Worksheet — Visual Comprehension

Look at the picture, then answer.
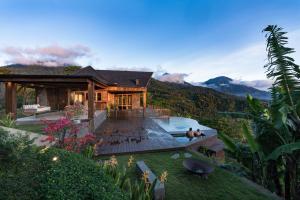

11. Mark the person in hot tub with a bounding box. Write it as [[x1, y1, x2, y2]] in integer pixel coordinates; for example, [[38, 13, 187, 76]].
[[194, 129, 205, 137], [186, 128, 194, 140]]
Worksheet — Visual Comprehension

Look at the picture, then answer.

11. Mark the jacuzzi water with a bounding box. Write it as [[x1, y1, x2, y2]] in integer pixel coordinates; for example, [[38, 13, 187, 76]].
[[153, 117, 211, 134], [174, 135, 197, 143]]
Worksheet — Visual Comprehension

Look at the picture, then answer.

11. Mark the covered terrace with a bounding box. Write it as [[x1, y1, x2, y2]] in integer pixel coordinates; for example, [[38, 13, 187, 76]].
[[0, 73, 107, 132]]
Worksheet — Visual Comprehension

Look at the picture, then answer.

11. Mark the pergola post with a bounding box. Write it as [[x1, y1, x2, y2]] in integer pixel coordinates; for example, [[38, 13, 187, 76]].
[[35, 88, 39, 104], [143, 90, 147, 117], [5, 82, 17, 119], [88, 81, 95, 132], [67, 89, 71, 106]]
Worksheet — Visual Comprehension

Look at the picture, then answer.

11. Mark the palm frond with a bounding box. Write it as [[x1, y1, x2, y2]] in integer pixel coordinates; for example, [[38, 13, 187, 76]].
[[218, 132, 237, 153], [263, 25, 300, 109], [266, 142, 300, 160]]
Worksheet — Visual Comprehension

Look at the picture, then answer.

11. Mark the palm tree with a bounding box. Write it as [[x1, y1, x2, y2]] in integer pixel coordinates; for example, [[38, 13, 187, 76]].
[[220, 25, 300, 199]]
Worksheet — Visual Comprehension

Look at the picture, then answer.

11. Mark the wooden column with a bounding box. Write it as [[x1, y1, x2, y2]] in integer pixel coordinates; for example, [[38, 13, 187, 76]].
[[5, 82, 17, 119], [143, 91, 147, 108], [143, 90, 147, 117], [88, 81, 95, 132], [67, 89, 71, 106], [35, 88, 39, 104]]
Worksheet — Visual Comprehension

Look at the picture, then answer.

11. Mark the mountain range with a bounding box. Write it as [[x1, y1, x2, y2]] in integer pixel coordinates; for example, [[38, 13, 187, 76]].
[[195, 76, 271, 100]]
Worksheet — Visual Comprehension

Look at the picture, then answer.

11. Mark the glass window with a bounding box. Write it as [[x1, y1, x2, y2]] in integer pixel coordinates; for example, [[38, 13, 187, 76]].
[[96, 92, 101, 101]]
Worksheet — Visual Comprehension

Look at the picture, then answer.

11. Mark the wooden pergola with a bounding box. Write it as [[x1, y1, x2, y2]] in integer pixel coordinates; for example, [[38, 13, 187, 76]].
[[0, 74, 107, 132]]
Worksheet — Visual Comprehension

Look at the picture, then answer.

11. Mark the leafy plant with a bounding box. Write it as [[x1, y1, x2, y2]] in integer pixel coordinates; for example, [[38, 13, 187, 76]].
[[101, 155, 167, 200], [0, 114, 16, 128], [220, 25, 300, 200]]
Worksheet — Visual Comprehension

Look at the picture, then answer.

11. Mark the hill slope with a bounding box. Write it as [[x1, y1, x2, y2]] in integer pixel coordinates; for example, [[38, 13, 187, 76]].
[[2, 64, 67, 75], [148, 78, 248, 118]]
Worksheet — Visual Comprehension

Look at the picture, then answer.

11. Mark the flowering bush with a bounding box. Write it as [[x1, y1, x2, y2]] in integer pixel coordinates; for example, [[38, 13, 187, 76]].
[[102, 155, 168, 200], [41, 117, 96, 155], [64, 102, 86, 119]]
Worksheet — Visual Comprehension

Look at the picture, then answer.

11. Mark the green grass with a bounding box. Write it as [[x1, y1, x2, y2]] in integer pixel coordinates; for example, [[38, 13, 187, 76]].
[[101, 151, 273, 200], [14, 124, 45, 134]]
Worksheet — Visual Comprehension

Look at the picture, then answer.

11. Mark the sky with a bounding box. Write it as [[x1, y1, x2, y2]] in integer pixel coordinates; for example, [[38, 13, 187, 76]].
[[0, 0, 300, 89]]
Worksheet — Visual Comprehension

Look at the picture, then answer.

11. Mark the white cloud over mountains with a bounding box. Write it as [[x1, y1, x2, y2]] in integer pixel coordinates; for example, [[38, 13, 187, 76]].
[[155, 73, 188, 83], [1, 44, 91, 66], [230, 79, 273, 91]]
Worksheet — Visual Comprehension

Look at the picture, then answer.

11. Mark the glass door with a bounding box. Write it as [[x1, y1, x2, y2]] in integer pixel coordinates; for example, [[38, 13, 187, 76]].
[[115, 94, 132, 110]]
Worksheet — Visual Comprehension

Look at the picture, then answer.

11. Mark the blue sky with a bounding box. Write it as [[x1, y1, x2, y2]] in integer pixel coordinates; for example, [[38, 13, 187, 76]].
[[0, 0, 300, 86]]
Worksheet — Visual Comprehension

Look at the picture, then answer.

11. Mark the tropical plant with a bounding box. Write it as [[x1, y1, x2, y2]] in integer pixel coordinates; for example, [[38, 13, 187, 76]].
[[101, 155, 167, 200], [220, 25, 300, 200]]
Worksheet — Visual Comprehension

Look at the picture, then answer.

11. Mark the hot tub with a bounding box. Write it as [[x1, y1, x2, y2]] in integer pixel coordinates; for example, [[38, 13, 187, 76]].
[[153, 117, 212, 135]]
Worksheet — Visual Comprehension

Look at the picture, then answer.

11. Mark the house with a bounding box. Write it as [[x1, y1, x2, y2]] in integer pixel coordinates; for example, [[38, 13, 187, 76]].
[[0, 66, 153, 131]]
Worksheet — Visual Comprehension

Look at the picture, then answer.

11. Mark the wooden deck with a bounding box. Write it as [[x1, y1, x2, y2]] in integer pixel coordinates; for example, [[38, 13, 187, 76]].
[[94, 117, 220, 156], [95, 118, 185, 155]]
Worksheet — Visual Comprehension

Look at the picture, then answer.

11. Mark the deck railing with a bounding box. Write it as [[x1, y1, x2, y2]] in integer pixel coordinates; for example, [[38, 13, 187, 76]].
[[108, 107, 171, 119]]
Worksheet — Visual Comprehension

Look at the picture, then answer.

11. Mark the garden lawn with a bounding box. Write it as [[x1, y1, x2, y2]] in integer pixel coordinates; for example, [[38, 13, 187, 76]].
[[103, 150, 273, 200], [15, 124, 45, 134]]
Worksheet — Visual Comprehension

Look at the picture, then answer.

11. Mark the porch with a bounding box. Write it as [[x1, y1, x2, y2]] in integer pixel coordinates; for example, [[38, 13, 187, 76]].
[[0, 73, 148, 132], [0, 74, 106, 132]]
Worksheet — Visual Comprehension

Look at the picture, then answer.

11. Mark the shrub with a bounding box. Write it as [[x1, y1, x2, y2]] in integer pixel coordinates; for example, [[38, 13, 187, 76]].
[[36, 148, 128, 200], [0, 114, 16, 128], [0, 128, 40, 200], [0, 128, 34, 168], [0, 131, 128, 200]]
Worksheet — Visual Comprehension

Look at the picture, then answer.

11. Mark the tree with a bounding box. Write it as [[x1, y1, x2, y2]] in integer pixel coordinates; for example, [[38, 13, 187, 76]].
[[63, 66, 82, 75], [220, 25, 300, 199], [0, 67, 11, 74]]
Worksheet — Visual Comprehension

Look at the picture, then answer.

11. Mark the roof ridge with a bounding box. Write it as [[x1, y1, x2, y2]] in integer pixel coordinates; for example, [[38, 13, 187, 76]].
[[96, 69, 153, 73], [73, 66, 111, 85]]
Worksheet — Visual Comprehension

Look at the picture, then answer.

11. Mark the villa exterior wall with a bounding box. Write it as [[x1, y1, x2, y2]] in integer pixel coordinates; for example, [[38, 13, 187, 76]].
[[36, 88, 48, 106], [46, 88, 68, 110], [34, 87, 145, 112], [132, 93, 141, 109]]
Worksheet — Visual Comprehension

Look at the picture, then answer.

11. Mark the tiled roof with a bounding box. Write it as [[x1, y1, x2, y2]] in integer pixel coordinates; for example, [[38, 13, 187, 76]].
[[74, 66, 153, 87]]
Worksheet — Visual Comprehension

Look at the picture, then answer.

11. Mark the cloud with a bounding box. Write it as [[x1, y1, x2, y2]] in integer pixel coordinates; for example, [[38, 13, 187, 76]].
[[230, 79, 273, 91], [1, 44, 91, 66], [104, 66, 152, 72], [161, 28, 300, 82], [155, 72, 188, 83]]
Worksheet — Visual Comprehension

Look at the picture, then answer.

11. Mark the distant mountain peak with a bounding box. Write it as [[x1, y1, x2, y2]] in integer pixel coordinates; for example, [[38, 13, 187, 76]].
[[204, 76, 233, 85], [199, 76, 271, 100]]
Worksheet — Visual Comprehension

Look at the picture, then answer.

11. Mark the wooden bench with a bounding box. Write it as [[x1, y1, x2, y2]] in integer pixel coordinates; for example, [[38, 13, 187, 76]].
[[136, 160, 165, 200]]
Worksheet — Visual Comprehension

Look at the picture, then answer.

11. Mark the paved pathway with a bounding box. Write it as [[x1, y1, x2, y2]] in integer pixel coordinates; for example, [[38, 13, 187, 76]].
[[0, 126, 51, 146]]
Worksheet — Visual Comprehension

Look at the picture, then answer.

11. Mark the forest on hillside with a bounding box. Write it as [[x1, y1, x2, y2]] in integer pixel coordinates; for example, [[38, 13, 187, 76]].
[[148, 78, 251, 140]]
